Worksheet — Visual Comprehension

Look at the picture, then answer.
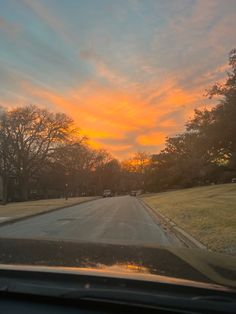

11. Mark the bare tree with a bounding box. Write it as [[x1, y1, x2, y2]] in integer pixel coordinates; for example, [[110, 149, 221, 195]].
[[0, 109, 14, 203], [0, 105, 77, 201]]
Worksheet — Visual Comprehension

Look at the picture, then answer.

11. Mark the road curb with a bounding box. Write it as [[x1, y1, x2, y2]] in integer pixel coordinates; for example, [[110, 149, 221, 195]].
[[138, 198, 207, 250], [0, 197, 101, 227]]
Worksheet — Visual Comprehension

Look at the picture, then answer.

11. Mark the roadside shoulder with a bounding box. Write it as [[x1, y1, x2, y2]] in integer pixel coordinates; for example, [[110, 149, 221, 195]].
[[139, 197, 207, 250]]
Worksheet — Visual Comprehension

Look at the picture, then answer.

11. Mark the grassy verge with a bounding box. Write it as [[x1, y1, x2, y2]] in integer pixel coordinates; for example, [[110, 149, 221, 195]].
[[0, 197, 98, 223], [141, 183, 236, 254]]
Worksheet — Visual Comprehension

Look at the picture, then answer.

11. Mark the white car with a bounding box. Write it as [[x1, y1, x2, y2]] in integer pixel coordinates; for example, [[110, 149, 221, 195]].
[[103, 189, 112, 197]]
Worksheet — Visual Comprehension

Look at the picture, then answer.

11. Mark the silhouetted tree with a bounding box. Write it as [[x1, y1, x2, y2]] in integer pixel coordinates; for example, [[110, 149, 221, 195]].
[[0, 105, 77, 201], [144, 49, 236, 191]]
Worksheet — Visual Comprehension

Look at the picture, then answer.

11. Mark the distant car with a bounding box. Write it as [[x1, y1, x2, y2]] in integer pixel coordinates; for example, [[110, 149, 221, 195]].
[[130, 191, 137, 196], [232, 178, 236, 183], [103, 189, 112, 197]]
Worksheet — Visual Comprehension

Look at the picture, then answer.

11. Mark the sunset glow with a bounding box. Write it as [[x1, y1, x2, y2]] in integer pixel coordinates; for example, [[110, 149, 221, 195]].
[[0, 0, 235, 158]]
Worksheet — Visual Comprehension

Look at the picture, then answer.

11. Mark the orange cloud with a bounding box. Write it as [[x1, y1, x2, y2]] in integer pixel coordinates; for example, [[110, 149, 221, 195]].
[[7, 73, 204, 159], [159, 119, 178, 128], [137, 132, 166, 146]]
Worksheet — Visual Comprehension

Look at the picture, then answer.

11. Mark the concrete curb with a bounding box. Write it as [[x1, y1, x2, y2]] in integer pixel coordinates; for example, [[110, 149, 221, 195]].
[[0, 197, 101, 227], [139, 198, 207, 250]]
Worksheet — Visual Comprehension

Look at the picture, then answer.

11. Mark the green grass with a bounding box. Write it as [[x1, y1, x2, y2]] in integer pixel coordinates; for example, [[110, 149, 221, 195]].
[[141, 183, 236, 253]]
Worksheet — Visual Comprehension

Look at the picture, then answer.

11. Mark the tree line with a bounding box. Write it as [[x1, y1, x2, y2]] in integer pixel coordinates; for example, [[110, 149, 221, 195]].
[[0, 49, 235, 202], [0, 105, 129, 202], [142, 49, 236, 191]]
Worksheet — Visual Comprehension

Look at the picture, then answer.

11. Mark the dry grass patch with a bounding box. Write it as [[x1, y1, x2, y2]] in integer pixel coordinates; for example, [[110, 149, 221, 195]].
[[0, 197, 97, 221], [141, 184, 236, 253]]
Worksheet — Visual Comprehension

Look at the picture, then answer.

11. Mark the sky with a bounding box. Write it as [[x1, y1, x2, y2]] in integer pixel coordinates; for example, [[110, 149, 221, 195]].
[[0, 0, 235, 159]]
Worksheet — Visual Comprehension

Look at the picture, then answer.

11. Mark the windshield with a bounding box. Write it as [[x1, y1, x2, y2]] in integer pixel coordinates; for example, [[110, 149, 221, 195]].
[[0, 0, 235, 290]]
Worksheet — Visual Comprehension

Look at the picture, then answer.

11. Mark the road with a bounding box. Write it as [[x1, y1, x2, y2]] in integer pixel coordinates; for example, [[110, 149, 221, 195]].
[[0, 196, 182, 246]]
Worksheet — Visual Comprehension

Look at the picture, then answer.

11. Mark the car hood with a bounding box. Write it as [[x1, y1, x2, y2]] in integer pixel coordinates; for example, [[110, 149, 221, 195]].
[[0, 238, 235, 290]]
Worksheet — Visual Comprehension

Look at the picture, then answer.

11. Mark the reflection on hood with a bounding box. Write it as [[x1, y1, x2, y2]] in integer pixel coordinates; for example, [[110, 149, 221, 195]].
[[0, 238, 235, 289], [92, 263, 149, 274]]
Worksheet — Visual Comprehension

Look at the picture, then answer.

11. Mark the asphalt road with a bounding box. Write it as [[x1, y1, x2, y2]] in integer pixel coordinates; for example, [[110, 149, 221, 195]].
[[0, 196, 182, 246]]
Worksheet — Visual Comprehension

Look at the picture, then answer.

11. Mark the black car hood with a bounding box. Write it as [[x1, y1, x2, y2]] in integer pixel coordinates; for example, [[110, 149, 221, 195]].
[[0, 238, 235, 289]]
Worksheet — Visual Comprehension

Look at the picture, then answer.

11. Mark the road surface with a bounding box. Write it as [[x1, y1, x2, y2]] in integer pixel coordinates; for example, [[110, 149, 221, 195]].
[[0, 196, 182, 246]]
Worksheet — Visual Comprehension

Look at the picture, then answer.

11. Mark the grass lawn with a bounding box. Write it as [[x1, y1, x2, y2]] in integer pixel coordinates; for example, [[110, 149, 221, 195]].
[[0, 197, 97, 222], [141, 183, 236, 254]]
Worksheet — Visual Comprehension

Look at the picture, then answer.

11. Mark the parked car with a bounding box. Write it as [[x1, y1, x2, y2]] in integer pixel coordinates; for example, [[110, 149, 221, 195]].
[[130, 191, 137, 196], [232, 178, 236, 183], [103, 189, 112, 197]]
